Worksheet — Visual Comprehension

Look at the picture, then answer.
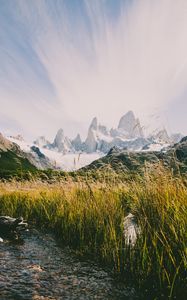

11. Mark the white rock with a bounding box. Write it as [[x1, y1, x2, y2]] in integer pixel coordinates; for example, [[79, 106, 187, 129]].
[[51, 129, 73, 153], [85, 128, 98, 153], [72, 134, 82, 151], [118, 111, 144, 138], [154, 128, 170, 143], [89, 117, 98, 130], [123, 213, 141, 246]]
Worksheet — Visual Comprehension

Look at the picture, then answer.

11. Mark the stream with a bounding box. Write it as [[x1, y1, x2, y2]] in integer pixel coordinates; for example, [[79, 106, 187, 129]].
[[0, 230, 137, 300]]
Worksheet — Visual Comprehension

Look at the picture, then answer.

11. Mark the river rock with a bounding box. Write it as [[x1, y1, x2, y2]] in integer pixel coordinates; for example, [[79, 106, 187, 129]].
[[0, 216, 28, 239]]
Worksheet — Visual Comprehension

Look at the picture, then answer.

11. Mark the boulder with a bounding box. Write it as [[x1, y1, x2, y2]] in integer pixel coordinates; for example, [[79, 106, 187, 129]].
[[0, 216, 28, 239], [123, 213, 140, 246]]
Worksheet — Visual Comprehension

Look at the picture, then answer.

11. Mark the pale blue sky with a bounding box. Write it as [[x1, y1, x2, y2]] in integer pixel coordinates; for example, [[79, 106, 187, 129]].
[[0, 0, 186, 140]]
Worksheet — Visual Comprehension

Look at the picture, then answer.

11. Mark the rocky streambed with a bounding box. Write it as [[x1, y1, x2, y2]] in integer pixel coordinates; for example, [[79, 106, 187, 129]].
[[0, 230, 137, 300]]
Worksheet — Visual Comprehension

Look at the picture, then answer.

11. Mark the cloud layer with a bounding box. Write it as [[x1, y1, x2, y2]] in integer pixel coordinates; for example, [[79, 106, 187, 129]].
[[0, 0, 187, 139]]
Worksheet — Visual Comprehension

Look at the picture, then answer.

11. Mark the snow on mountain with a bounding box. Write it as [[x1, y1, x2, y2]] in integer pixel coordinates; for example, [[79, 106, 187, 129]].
[[8, 136, 31, 152], [40, 148, 103, 171], [142, 142, 170, 152], [33, 111, 175, 157], [83, 112, 147, 153], [7, 136, 54, 169], [7, 135, 103, 171], [142, 128, 174, 152], [6, 111, 183, 171], [151, 128, 170, 143], [34, 136, 50, 148], [48, 128, 73, 153]]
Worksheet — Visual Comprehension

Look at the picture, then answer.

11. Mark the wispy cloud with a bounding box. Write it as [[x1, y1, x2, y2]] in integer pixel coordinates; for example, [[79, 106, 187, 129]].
[[0, 0, 187, 139]]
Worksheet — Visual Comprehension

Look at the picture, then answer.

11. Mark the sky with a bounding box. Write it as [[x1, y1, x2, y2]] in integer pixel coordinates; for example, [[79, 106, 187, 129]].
[[0, 0, 187, 141]]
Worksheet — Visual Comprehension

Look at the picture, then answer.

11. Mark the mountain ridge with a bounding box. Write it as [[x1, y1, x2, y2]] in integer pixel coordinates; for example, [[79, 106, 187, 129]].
[[81, 136, 187, 175], [0, 133, 54, 176], [33, 111, 182, 155], [4, 111, 184, 171]]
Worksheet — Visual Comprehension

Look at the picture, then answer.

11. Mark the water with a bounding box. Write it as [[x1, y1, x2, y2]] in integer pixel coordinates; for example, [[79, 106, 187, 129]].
[[0, 230, 137, 300]]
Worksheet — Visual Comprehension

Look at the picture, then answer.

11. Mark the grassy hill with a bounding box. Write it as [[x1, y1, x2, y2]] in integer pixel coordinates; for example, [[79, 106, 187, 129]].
[[0, 133, 37, 179], [82, 137, 187, 176], [0, 150, 37, 178]]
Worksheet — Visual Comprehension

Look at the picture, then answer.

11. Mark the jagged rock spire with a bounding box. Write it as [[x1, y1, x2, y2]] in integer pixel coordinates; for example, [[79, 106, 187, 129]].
[[52, 128, 72, 153], [72, 134, 82, 151], [118, 111, 136, 130], [118, 111, 144, 138], [85, 119, 98, 153], [89, 117, 98, 130]]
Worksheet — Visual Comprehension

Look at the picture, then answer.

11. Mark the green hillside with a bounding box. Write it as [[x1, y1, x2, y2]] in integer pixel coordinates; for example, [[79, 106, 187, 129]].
[[0, 150, 37, 179], [82, 137, 187, 175]]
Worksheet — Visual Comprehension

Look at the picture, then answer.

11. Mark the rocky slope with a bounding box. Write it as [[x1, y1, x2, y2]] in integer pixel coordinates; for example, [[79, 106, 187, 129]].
[[82, 137, 187, 174], [0, 133, 53, 177], [0, 133, 37, 177]]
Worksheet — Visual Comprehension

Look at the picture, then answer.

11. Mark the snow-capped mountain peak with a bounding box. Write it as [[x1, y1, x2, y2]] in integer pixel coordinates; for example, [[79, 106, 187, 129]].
[[118, 111, 144, 138], [45, 111, 179, 155], [89, 117, 98, 130], [5, 110, 184, 171], [118, 110, 135, 129], [51, 128, 72, 153], [71, 134, 82, 152]]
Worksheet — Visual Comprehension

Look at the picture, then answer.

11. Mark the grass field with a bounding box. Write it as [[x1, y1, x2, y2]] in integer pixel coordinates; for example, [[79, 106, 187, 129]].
[[0, 167, 186, 299]]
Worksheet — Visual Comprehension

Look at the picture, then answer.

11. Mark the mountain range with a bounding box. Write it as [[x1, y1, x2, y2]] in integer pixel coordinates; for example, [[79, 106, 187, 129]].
[[1, 130, 187, 179], [2, 111, 184, 171], [34, 111, 183, 155]]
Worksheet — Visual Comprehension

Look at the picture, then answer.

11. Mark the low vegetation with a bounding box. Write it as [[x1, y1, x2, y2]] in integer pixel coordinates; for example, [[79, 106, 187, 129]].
[[0, 167, 186, 299], [0, 150, 37, 179]]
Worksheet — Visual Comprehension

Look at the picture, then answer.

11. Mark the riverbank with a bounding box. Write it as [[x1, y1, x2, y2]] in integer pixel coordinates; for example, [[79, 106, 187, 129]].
[[0, 230, 135, 300], [0, 168, 186, 299]]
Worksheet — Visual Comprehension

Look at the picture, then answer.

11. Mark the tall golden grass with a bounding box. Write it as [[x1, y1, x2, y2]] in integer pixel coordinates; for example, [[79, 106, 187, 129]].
[[0, 167, 186, 298]]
